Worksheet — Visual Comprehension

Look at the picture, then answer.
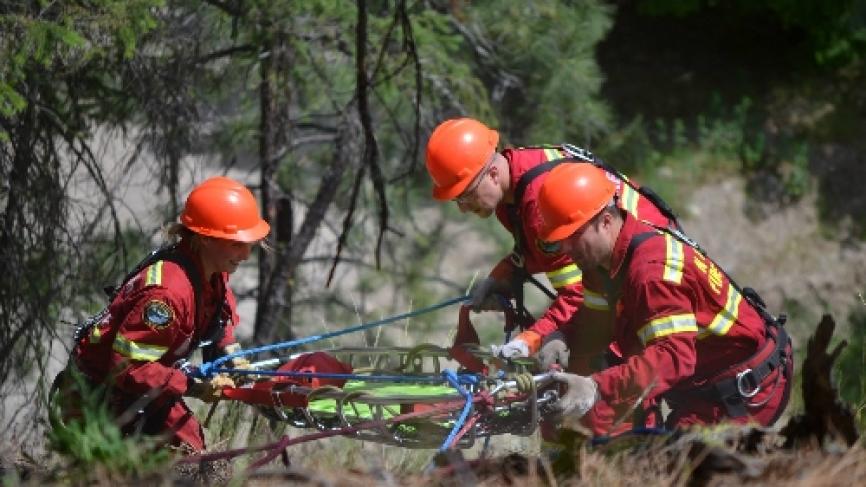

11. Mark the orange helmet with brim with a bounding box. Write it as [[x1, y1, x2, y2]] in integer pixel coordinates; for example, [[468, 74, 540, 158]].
[[539, 163, 616, 242], [180, 177, 270, 242], [425, 118, 499, 200]]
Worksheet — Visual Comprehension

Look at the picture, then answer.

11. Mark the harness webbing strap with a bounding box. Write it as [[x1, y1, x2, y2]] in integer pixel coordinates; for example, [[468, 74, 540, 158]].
[[610, 223, 791, 419], [502, 145, 684, 326], [74, 244, 228, 357], [704, 324, 790, 418]]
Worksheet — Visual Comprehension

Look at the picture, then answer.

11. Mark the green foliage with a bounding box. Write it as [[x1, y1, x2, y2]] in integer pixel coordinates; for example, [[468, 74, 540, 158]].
[[47, 371, 170, 481], [835, 307, 866, 430], [635, 0, 866, 66], [0, 0, 163, 125], [462, 0, 614, 144], [599, 94, 813, 209]]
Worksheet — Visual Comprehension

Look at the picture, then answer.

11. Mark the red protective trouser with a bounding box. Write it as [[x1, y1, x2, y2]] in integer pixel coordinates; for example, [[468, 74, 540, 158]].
[[114, 395, 206, 451]]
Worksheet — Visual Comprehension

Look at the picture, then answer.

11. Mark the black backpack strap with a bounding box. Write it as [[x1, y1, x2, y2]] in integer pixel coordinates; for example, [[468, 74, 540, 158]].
[[513, 159, 567, 210], [639, 221, 786, 328], [76, 245, 194, 346], [561, 143, 682, 230], [606, 231, 658, 302], [131, 247, 230, 354], [80, 244, 229, 350], [103, 244, 201, 299], [605, 223, 790, 420], [503, 145, 681, 327], [502, 160, 565, 326]]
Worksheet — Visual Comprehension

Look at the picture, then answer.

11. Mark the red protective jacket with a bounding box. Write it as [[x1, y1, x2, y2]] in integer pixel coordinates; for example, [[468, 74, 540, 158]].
[[494, 146, 671, 350], [588, 215, 790, 430], [73, 240, 240, 449]]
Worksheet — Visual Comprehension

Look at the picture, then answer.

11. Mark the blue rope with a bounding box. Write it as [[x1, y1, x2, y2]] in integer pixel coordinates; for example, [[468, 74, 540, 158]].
[[438, 369, 477, 452], [197, 294, 469, 378]]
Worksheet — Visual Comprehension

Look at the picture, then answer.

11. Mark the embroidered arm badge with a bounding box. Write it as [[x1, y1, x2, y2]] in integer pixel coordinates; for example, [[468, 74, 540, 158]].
[[142, 299, 174, 329]]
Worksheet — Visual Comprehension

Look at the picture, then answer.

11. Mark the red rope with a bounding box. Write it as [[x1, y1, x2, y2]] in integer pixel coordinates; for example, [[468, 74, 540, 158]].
[[445, 390, 494, 448], [177, 393, 492, 470], [447, 412, 481, 449]]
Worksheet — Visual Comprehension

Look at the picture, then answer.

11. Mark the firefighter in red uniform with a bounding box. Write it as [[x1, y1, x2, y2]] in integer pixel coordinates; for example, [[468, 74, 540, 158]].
[[63, 176, 270, 451], [424, 117, 674, 372], [537, 164, 793, 430]]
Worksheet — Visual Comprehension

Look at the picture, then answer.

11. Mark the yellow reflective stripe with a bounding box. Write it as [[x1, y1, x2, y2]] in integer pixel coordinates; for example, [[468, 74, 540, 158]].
[[619, 183, 640, 218], [145, 261, 164, 286], [637, 313, 698, 345], [543, 148, 562, 161], [89, 327, 102, 344], [663, 234, 684, 284], [700, 284, 743, 338], [113, 335, 167, 362], [583, 289, 609, 311], [546, 264, 582, 288]]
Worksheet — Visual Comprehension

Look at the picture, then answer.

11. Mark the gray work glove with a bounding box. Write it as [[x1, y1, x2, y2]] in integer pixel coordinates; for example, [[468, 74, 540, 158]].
[[491, 337, 530, 359], [551, 371, 599, 419], [538, 331, 570, 369], [468, 277, 509, 312]]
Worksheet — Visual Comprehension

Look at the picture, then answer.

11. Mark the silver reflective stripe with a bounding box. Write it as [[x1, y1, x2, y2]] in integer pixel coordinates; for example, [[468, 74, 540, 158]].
[[620, 184, 640, 218], [637, 313, 698, 345], [701, 284, 742, 338], [663, 234, 684, 284], [546, 264, 582, 288], [113, 335, 167, 362], [583, 289, 609, 311]]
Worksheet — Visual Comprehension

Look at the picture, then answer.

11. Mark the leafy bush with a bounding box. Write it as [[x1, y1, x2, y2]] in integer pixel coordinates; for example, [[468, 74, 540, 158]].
[[46, 370, 171, 482]]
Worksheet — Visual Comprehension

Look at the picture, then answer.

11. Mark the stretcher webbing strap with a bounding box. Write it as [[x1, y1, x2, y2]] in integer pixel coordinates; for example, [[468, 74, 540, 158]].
[[177, 394, 491, 467], [220, 387, 309, 408]]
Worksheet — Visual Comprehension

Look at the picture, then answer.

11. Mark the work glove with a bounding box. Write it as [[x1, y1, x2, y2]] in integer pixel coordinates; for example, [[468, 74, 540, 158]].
[[223, 342, 256, 371], [468, 277, 509, 313], [550, 371, 599, 419], [491, 337, 530, 359], [185, 375, 236, 403], [538, 331, 570, 369]]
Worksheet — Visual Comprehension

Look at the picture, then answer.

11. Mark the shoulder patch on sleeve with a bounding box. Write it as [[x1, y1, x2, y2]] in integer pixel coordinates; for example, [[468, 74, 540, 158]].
[[142, 299, 174, 329]]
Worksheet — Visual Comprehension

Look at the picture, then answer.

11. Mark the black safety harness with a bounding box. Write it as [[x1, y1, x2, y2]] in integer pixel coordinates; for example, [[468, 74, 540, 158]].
[[502, 144, 681, 333], [607, 222, 791, 421], [71, 243, 230, 359], [503, 144, 789, 420], [54, 244, 232, 433]]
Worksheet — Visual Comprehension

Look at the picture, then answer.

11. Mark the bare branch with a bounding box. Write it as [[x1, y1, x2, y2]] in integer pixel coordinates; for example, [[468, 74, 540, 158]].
[[355, 0, 388, 269]]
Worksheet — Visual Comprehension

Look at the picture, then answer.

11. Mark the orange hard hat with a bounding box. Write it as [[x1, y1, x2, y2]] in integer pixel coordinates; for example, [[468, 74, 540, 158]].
[[425, 118, 499, 200], [180, 177, 270, 242], [539, 163, 616, 242]]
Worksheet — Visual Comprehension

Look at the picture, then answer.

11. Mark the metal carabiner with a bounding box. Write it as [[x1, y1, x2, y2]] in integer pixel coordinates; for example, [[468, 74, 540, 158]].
[[561, 143, 596, 163], [508, 251, 525, 268], [736, 368, 761, 398]]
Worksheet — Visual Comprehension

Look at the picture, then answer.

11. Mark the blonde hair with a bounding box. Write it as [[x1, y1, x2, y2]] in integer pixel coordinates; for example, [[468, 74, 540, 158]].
[[161, 222, 272, 253], [162, 222, 204, 252]]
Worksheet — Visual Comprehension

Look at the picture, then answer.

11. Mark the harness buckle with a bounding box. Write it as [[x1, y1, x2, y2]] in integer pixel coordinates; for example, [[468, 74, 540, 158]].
[[173, 358, 198, 377], [509, 251, 525, 268], [736, 368, 761, 398]]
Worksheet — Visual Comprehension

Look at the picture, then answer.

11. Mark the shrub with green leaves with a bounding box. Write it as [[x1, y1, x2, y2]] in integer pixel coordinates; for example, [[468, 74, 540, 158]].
[[46, 371, 170, 482]]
